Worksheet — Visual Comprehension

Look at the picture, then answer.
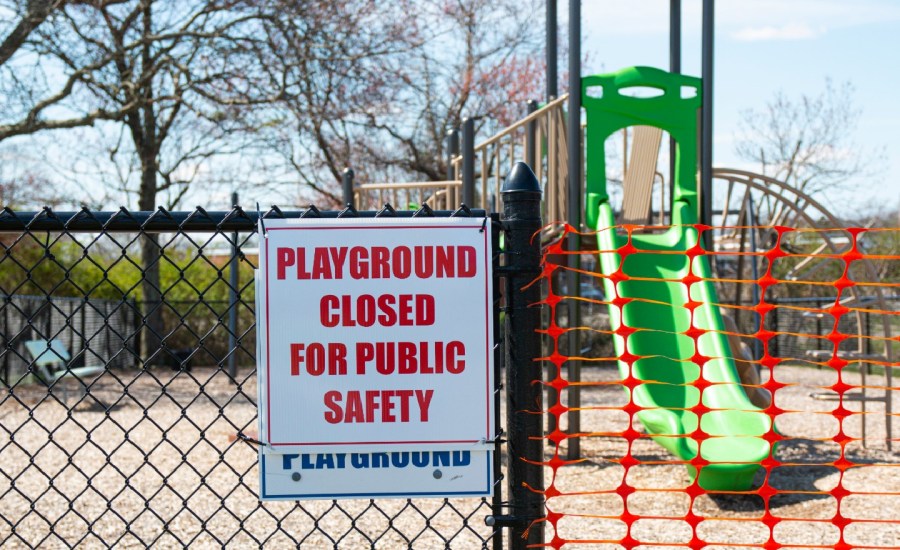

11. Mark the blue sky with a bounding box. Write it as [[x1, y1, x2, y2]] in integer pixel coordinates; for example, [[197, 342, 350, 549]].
[[579, 0, 900, 214]]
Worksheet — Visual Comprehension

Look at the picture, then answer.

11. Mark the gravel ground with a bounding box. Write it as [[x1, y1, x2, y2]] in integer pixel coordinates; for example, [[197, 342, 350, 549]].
[[1, 363, 897, 548], [548, 363, 900, 548], [0, 367, 494, 549]]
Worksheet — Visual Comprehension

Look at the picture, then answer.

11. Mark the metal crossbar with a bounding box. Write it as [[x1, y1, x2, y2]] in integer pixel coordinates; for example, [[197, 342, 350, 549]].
[[0, 205, 508, 548]]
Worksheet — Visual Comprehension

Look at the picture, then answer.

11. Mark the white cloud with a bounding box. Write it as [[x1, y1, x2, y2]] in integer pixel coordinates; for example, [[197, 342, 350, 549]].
[[732, 23, 823, 42]]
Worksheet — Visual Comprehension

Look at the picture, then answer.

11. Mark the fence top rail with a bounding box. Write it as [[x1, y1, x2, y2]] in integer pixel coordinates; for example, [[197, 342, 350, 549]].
[[0, 205, 487, 233]]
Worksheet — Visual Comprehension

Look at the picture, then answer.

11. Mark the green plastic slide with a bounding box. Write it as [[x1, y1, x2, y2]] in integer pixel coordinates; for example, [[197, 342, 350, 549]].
[[582, 67, 773, 491]]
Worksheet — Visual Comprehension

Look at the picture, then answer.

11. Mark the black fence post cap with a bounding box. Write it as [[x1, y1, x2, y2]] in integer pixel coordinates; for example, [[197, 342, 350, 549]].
[[501, 162, 541, 195]]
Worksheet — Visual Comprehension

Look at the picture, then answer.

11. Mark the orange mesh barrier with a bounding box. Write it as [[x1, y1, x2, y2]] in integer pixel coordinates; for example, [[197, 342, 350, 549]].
[[532, 224, 900, 549]]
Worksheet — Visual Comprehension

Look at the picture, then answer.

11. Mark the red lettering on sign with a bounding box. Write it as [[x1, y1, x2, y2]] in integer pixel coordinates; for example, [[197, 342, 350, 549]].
[[289, 342, 347, 376], [393, 246, 411, 279], [323, 390, 342, 423], [398, 342, 417, 374], [396, 389, 413, 421], [355, 340, 466, 375], [349, 246, 368, 278], [436, 247, 453, 277], [290, 343, 303, 375], [276, 245, 478, 280], [329, 247, 348, 279], [458, 246, 476, 277], [398, 294, 413, 326], [415, 389, 433, 422], [378, 294, 398, 326], [276, 247, 295, 280], [371, 247, 389, 278], [345, 391, 363, 422], [320, 295, 339, 327], [321, 389, 435, 423], [356, 342, 374, 375], [312, 248, 332, 279], [375, 342, 396, 375], [319, 294, 434, 328], [382, 390, 396, 422], [414, 245, 433, 278]]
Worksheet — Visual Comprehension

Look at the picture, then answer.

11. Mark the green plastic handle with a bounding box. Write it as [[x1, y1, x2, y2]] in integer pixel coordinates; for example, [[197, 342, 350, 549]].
[[581, 66, 702, 229]]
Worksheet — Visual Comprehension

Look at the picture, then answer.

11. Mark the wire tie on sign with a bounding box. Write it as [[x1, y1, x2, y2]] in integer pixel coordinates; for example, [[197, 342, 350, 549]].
[[256, 202, 267, 238], [479, 216, 489, 233], [237, 432, 264, 446]]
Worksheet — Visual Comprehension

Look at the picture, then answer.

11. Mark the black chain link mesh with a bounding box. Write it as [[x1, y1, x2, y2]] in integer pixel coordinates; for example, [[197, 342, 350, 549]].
[[0, 206, 501, 548]]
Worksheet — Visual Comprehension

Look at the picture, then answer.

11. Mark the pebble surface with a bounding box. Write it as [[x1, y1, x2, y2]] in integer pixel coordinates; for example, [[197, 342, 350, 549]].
[[0, 364, 896, 548]]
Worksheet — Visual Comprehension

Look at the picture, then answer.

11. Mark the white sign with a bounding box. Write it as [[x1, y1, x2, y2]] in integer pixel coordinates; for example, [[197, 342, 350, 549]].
[[256, 217, 494, 453], [259, 448, 492, 500]]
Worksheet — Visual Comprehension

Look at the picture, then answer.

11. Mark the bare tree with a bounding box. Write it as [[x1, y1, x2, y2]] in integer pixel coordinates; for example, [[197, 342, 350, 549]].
[[840, 203, 900, 288], [0, 0, 145, 140], [364, 0, 545, 180], [262, 0, 545, 202], [0, 174, 65, 209], [0, 0, 61, 67], [734, 79, 884, 197], [3, 0, 278, 363], [366, 0, 543, 180], [3, 0, 550, 362], [245, 0, 411, 205], [6, 0, 547, 206]]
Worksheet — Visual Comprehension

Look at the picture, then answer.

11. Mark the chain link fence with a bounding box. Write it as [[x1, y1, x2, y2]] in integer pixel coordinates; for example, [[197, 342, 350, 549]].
[[1, 294, 137, 384], [0, 206, 505, 548]]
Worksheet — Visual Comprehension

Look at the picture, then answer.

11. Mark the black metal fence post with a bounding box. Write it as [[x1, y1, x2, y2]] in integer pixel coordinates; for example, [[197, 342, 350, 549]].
[[546, 0, 557, 101], [502, 162, 544, 548], [490, 212, 504, 550], [566, 0, 583, 460], [701, 0, 714, 249], [228, 192, 239, 380], [462, 117, 475, 207], [669, 0, 681, 207], [525, 100, 538, 169], [446, 128, 460, 181], [342, 168, 355, 207]]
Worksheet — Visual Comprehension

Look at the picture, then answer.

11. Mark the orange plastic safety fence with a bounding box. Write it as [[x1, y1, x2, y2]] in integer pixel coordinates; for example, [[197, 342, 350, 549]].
[[530, 224, 900, 549]]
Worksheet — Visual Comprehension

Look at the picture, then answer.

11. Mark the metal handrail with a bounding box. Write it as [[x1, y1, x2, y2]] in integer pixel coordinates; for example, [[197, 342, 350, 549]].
[[448, 95, 572, 220], [470, 95, 569, 152], [353, 180, 462, 211], [357, 180, 461, 190]]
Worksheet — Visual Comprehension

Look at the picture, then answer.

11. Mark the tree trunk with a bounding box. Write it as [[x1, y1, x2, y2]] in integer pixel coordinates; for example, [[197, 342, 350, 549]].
[[138, 152, 164, 368], [136, 1, 165, 368]]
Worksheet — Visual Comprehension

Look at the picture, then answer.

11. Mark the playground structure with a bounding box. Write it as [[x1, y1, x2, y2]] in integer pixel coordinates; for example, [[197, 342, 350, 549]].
[[352, 61, 900, 546], [340, 63, 900, 543], [352, 94, 570, 225], [349, 71, 897, 459]]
